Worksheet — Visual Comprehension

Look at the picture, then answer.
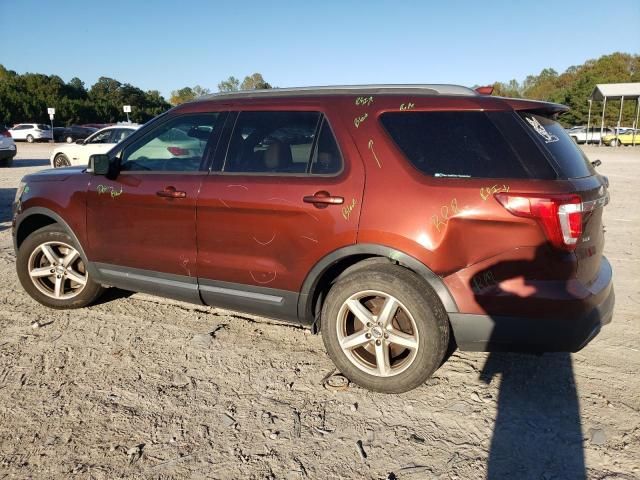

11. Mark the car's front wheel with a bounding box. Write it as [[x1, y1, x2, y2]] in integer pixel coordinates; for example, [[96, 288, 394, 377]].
[[16, 225, 103, 309], [53, 153, 70, 168], [321, 263, 449, 393], [26, 134, 34, 143]]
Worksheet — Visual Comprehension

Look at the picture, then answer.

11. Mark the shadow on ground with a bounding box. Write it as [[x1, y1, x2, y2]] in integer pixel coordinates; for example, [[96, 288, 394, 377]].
[[474, 242, 589, 479]]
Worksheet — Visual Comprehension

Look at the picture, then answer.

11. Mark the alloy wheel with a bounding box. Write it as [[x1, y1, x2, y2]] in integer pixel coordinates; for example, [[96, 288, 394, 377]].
[[27, 241, 87, 300], [336, 290, 419, 377]]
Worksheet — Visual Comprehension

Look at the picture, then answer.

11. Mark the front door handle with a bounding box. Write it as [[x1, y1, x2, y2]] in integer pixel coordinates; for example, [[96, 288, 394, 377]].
[[303, 190, 344, 208], [156, 186, 186, 199]]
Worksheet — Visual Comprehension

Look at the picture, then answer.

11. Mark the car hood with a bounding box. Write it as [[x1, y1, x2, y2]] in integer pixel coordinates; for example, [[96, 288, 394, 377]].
[[24, 166, 86, 182]]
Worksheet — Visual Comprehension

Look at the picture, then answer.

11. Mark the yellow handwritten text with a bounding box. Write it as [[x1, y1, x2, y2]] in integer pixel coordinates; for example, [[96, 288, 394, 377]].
[[480, 184, 510, 201], [342, 198, 357, 221], [431, 198, 464, 233], [367, 139, 382, 169], [97, 184, 123, 198], [354, 113, 368, 128], [355, 96, 374, 107], [400, 102, 415, 111]]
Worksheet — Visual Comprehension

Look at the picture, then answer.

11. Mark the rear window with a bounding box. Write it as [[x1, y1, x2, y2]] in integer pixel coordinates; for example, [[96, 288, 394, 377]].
[[37, 124, 51, 130], [518, 113, 594, 179], [380, 111, 556, 179]]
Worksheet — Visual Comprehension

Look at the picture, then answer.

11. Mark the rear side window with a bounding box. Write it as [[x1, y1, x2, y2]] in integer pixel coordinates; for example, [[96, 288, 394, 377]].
[[519, 113, 595, 178], [381, 111, 554, 179], [224, 111, 324, 174]]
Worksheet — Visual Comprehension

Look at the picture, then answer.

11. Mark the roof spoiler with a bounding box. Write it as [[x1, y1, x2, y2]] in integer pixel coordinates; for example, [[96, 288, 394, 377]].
[[475, 85, 494, 95]]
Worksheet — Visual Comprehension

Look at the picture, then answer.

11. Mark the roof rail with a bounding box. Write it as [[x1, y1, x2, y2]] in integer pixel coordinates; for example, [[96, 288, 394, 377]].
[[195, 84, 479, 102]]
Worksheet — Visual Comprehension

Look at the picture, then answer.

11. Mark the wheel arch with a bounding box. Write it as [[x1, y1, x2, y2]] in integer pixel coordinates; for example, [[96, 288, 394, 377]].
[[14, 207, 96, 277], [297, 244, 458, 333]]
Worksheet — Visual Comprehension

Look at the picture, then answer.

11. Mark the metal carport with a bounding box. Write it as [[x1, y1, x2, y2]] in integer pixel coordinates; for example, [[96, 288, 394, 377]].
[[587, 82, 640, 146]]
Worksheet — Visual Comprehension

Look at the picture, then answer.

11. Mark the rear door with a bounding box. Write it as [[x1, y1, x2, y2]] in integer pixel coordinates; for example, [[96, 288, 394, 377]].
[[196, 109, 365, 320]]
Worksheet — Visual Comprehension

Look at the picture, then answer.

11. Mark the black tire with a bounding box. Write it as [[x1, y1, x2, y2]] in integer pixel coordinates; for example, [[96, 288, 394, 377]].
[[16, 224, 103, 309], [610, 139, 619, 147], [26, 134, 34, 143], [53, 153, 70, 168], [321, 263, 449, 393], [0, 158, 13, 168]]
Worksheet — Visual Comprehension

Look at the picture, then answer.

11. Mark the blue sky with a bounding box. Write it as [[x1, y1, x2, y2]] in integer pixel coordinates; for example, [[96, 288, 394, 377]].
[[2, 0, 639, 98]]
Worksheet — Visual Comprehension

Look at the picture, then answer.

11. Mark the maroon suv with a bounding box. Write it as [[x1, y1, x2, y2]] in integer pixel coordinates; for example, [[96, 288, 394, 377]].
[[12, 85, 614, 393]]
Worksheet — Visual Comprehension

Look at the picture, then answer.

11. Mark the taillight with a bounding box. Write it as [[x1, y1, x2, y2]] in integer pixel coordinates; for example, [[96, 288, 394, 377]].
[[167, 146, 189, 156], [0, 130, 10, 138], [495, 193, 583, 251]]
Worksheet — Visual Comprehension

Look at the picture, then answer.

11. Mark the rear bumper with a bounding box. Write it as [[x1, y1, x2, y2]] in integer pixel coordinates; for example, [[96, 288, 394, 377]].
[[449, 270, 614, 353]]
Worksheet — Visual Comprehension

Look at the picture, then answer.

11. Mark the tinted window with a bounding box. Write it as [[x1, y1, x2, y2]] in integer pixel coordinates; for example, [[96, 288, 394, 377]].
[[121, 113, 220, 172], [38, 124, 50, 130], [224, 111, 320, 174], [310, 120, 342, 175], [519, 113, 594, 178], [381, 111, 551, 179]]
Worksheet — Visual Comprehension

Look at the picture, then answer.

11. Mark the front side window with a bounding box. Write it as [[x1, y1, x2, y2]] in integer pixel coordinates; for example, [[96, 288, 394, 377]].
[[224, 111, 321, 174], [112, 128, 135, 144], [121, 114, 220, 172]]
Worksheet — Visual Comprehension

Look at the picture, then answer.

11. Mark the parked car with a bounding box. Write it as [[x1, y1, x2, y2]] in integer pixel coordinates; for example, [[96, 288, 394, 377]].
[[60, 125, 97, 144], [49, 125, 139, 167], [8, 123, 53, 142], [568, 126, 614, 144], [13, 85, 614, 393], [53, 127, 67, 143], [0, 126, 17, 166], [602, 129, 640, 146]]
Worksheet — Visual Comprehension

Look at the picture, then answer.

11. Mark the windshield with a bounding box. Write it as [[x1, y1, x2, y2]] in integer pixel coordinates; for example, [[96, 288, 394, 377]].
[[518, 113, 595, 179]]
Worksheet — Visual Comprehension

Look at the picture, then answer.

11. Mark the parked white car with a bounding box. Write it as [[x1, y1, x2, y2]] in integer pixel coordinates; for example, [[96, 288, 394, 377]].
[[9, 123, 53, 142], [50, 125, 140, 167], [567, 126, 614, 144], [0, 127, 17, 167]]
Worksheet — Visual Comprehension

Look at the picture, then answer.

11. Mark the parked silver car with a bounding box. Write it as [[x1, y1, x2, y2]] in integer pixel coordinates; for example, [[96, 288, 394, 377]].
[[0, 126, 17, 167]]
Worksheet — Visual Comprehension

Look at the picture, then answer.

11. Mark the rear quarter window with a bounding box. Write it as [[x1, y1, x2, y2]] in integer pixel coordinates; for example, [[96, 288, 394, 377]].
[[518, 112, 595, 179], [380, 111, 556, 179]]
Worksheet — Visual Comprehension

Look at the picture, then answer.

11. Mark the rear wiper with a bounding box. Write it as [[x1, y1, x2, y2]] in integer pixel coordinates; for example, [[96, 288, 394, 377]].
[[591, 159, 602, 168]]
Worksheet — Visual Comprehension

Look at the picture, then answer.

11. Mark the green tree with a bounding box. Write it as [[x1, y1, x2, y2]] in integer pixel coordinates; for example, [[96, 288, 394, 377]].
[[218, 76, 240, 92], [241, 73, 272, 90]]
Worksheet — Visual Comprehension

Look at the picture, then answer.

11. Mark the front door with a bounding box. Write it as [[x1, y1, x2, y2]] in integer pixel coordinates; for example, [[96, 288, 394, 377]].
[[86, 112, 226, 302], [196, 110, 365, 320]]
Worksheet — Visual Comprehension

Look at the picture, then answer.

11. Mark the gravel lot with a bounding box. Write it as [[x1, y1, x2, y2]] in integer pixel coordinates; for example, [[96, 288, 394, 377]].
[[0, 143, 639, 479]]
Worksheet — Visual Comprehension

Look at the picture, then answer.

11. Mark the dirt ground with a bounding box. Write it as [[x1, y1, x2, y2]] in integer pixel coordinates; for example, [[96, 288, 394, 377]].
[[0, 143, 638, 480]]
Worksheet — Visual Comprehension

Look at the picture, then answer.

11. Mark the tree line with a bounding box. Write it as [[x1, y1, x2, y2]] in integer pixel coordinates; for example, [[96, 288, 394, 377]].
[[0, 65, 171, 126], [491, 52, 639, 127], [2, 53, 637, 128]]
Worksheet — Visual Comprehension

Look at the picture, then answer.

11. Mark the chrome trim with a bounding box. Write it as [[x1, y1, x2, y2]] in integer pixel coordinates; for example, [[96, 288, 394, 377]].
[[582, 193, 609, 212]]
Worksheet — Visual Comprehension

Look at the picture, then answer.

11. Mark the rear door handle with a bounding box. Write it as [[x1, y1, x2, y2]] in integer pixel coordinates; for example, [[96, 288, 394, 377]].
[[156, 186, 187, 198], [303, 190, 344, 208]]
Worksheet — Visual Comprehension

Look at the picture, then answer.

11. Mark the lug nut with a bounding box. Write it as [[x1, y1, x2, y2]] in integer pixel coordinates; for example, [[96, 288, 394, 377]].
[[366, 322, 372, 328], [375, 340, 382, 346], [50, 269, 55, 273], [56, 275, 61, 279], [365, 333, 371, 339], [384, 333, 389, 339]]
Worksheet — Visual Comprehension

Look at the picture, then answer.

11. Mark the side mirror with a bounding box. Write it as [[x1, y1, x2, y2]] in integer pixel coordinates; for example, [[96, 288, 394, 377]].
[[88, 154, 110, 175], [76, 139, 84, 145]]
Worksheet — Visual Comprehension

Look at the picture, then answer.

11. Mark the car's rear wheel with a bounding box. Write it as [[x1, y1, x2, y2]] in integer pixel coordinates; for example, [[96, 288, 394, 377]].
[[16, 225, 103, 309], [321, 263, 449, 393], [53, 153, 70, 168], [26, 134, 34, 143]]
